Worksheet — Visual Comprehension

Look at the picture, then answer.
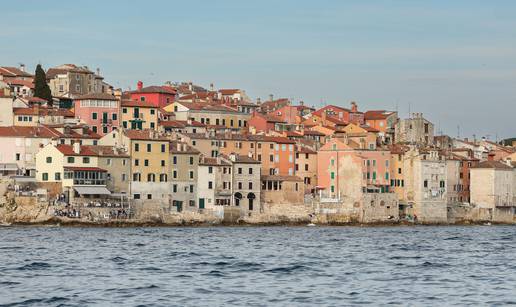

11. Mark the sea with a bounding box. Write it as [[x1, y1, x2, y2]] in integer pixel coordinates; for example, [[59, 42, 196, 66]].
[[0, 225, 515, 306]]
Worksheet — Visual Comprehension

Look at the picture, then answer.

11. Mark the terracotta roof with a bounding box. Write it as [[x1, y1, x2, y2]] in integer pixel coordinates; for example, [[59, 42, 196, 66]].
[[169, 140, 200, 154], [360, 125, 380, 133], [199, 157, 231, 166], [56, 144, 98, 156], [364, 110, 395, 120], [85, 145, 129, 157], [6, 79, 34, 88], [74, 93, 118, 101], [0, 126, 62, 138], [223, 154, 260, 164], [121, 99, 156, 108], [260, 175, 303, 182], [473, 161, 513, 170], [13, 107, 74, 117], [0, 67, 33, 78], [302, 130, 325, 136], [23, 97, 47, 104], [160, 120, 204, 128], [125, 129, 169, 141], [260, 98, 290, 111], [131, 85, 177, 95], [219, 89, 240, 95], [297, 146, 316, 154]]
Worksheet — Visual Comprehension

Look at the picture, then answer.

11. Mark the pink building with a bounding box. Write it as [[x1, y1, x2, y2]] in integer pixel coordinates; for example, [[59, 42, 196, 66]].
[[74, 93, 120, 136], [317, 138, 391, 198]]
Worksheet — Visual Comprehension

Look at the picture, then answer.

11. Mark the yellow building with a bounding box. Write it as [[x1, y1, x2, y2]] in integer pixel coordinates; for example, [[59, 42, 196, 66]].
[[165, 101, 250, 130], [121, 100, 159, 130], [99, 129, 170, 201]]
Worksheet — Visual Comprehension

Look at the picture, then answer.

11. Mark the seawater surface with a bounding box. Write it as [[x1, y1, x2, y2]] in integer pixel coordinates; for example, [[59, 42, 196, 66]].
[[0, 226, 515, 306]]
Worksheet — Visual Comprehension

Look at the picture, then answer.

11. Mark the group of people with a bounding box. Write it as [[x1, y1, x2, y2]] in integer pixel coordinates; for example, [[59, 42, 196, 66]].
[[53, 207, 80, 218]]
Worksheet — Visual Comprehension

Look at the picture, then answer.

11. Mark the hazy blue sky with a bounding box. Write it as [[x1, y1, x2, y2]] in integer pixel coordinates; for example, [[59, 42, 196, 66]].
[[1, 0, 515, 139]]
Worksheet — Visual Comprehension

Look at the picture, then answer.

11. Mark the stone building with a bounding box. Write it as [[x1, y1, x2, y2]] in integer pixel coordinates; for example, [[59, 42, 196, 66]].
[[46, 64, 111, 98], [197, 156, 232, 212], [225, 154, 261, 214], [470, 160, 514, 210], [169, 140, 200, 212], [395, 113, 434, 146], [402, 148, 447, 222]]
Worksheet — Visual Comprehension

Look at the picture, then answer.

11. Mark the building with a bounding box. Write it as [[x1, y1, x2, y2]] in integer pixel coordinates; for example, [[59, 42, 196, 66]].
[[470, 160, 514, 209], [166, 101, 251, 130], [364, 110, 398, 143], [47, 64, 109, 98], [401, 148, 447, 222], [0, 126, 62, 176], [99, 129, 170, 202], [0, 65, 33, 83], [261, 175, 304, 205], [179, 133, 297, 176], [128, 81, 177, 109], [169, 140, 200, 212], [295, 146, 317, 193], [35, 143, 112, 201], [395, 113, 434, 145], [226, 153, 261, 214], [197, 156, 232, 212], [12, 105, 74, 127], [121, 99, 159, 130], [74, 93, 120, 136]]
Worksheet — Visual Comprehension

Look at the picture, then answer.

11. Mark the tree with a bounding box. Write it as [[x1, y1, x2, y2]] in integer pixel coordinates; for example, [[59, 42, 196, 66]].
[[34, 64, 52, 105]]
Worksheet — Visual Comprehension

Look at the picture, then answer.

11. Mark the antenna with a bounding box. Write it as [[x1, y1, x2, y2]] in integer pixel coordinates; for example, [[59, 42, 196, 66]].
[[408, 102, 411, 118], [457, 125, 460, 139]]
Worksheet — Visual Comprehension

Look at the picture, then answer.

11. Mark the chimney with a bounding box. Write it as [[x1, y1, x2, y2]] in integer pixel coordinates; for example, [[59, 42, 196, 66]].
[[269, 94, 274, 102], [137, 81, 143, 91], [73, 142, 80, 155], [210, 83, 214, 91], [321, 110, 327, 125], [187, 118, 192, 125], [256, 98, 261, 105], [188, 82, 193, 91], [299, 100, 304, 106], [229, 153, 236, 162], [19, 63, 25, 72], [487, 152, 495, 161], [96, 68, 100, 76], [351, 101, 358, 113]]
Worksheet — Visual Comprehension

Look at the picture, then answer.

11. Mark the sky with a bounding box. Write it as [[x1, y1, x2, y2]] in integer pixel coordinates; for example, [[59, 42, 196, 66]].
[[1, 0, 515, 139]]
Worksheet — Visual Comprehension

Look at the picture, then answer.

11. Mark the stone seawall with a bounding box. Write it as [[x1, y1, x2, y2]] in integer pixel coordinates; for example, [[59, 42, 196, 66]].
[[1, 196, 514, 226]]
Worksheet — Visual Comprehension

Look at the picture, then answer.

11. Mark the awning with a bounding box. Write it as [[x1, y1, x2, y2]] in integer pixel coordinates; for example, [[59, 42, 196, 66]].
[[0, 163, 19, 171], [73, 186, 111, 195]]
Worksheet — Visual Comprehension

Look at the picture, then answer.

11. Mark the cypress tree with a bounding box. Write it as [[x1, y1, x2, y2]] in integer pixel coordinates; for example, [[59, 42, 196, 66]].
[[34, 64, 53, 105]]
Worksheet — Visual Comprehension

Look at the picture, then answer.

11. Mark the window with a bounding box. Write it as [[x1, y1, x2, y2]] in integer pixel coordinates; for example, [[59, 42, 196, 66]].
[[248, 182, 253, 189], [55, 173, 61, 180], [135, 159, 139, 166], [147, 194, 152, 200], [305, 164, 308, 171], [238, 168, 242, 174], [46, 157, 52, 163], [134, 143, 139, 152], [189, 171, 194, 179], [147, 173, 155, 182], [385, 172, 389, 180], [189, 157, 194, 165], [67, 157, 74, 163], [92, 112, 97, 120], [147, 144, 152, 152], [249, 168, 253, 175], [161, 144, 166, 153], [173, 170, 177, 178], [133, 173, 141, 181], [111, 113, 117, 121], [331, 172, 335, 179], [122, 108, 127, 114], [122, 174, 126, 181], [173, 156, 177, 164], [134, 194, 141, 199], [189, 185, 194, 193], [398, 168, 402, 174], [140, 96, 145, 102], [144, 159, 149, 166], [161, 160, 165, 167], [208, 166, 213, 174], [173, 184, 177, 193], [83, 157, 90, 164], [123, 121, 127, 128], [424, 180, 428, 188], [42, 173, 48, 181], [238, 182, 242, 189], [159, 174, 167, 182], [208, 181, 213, 189], [150, 109, 155, 115], [15, 153, 20, 161]]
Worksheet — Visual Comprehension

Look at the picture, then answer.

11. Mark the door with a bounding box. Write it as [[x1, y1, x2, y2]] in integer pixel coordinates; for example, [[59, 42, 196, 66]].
[[248, 199, 253, 211], [199, 198, 205, 209]]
